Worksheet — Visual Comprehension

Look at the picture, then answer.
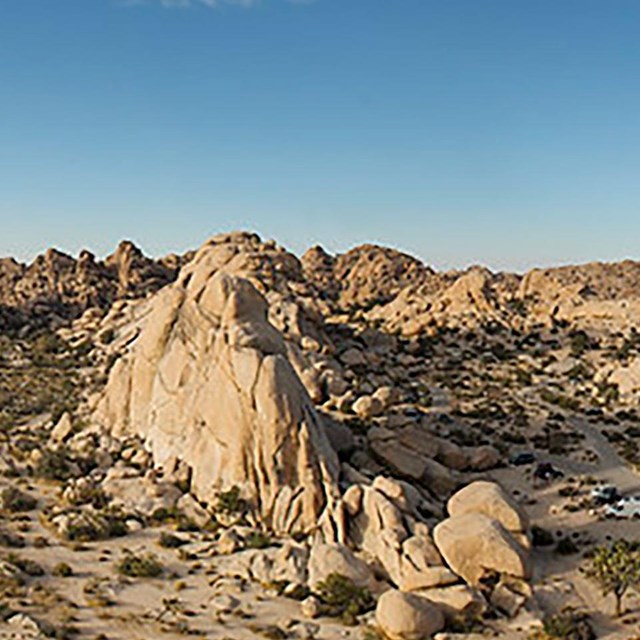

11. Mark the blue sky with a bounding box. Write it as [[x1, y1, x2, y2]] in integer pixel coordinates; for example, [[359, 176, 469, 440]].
[[1, 0, 639, 272]]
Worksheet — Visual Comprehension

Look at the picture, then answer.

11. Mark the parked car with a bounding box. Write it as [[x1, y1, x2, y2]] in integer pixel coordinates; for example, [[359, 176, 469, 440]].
[[604, 496, 640, 519], [533, 462, 564, 482], [590, 485, 620, 505], [510, 452, 536, 466]]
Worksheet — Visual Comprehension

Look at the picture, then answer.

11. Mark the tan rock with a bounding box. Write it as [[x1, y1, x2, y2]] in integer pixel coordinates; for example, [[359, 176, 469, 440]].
[[101, 468, 181, 516], [447, 481, 529, 533], [376, 590, 444, 640], [340, 347, 366, 367], [417, 585, 486, 621], [398, 565, 458, 592], [353, 395, 384, 420], [301, 596, 322, 619], [51, 412, 73, 442], [433, 514, 530, 586], [218, 528, 243, 555], [372, 386, 399, 409], [490, 582, 527, 618], [307, 542, 375, 590], [94, 235, 340, 534], [177, 494, 212, 529], [466, 445, 500, 471]]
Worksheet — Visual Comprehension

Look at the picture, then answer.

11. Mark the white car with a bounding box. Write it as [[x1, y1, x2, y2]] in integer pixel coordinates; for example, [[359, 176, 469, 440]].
[[604, 496, 640, 519]]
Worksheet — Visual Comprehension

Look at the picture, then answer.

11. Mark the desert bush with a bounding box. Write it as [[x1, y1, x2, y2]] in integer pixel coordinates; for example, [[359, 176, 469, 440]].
[[315, 573, 374, 625], [34, 448, 80, 482], [529, 608, 595, 640], [7, 553, 45, 576], [531, 526, 555, 547], [583, 539, 640, 617], [215, 485, 248, 515], [0, 528, 26, 548], [556, 537, 579, 556], [52, 562, 73, 577], [245, 531, 273, 550], [1, 486, 37, 512], [116, 551, 164, 578]]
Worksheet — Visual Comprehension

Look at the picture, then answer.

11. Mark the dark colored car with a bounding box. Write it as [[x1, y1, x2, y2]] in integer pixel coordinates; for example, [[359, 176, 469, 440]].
[[510, 452, 536, 466], [533, 462, 564, 481], [590, 485, 620, 505]]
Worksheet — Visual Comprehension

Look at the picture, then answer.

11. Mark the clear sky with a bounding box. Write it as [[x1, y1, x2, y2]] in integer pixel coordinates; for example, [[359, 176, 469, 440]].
[[1, 0, 639, 272]]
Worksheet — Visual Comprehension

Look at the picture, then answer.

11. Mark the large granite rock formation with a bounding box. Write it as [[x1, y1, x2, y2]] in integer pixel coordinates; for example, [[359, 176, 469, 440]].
[[94, 234, 340, 535]]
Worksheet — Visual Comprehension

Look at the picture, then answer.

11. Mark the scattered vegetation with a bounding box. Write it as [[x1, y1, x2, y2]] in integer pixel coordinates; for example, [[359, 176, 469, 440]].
[[116, 551, 164, 578], [530, 608, 595, 640], [583, 539, 640, 617]]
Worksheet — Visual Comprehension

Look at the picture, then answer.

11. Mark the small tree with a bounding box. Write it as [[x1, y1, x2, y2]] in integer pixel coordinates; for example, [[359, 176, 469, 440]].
[[584, 539, 640, 617]]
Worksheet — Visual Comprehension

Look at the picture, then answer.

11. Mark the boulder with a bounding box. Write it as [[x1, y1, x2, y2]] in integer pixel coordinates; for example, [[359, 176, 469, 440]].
[[322, 414, 355, 457], [353, 395, 384, 420], [376, 590, 444, 640], [372, 386, 399, 410], [398, 565, 458, 592], [465, 446, 501, 471], [347, 487, 408, 583], [50, 412, 73, 442], [447, 481, 529, 533], [367, 428, 457, 496], [248, 542, 309, 585], [344, 484, 448, 591], [433, 514, 530, 586], [340, 348, 366, 367], [176, 494, 212, 529], [307, 542, 375, 590], [218, 528, 243, 555], [490, 582, 527, 618], [417, 585, 486, 621]]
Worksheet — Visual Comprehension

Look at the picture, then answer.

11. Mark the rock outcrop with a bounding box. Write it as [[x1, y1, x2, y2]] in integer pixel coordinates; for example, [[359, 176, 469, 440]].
[[0, 241, 181, 331], [94, 234, 340, 535], [302, 243, 431, 310]]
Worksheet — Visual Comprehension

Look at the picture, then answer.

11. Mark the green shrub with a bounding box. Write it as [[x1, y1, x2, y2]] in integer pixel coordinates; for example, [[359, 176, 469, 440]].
[[1, 486, 37, 512], [35, 448, 79, 482], [529, 608, 595, 640], [116, 551, 164, 578], [315, 573, 374, 625], [556, 537, 579, 556], [0, 528, 26, 548], [7, 553, 45, 576], [531, 526, 555, 547], [215, 486, 247, 515], [245, 531, 273, 550], [52, 562, 73, 577]]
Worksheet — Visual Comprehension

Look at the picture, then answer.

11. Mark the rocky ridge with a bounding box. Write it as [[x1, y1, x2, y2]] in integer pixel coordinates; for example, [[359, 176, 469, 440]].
[[0, 241, 186, 332]]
